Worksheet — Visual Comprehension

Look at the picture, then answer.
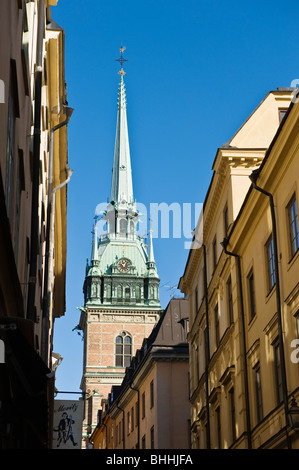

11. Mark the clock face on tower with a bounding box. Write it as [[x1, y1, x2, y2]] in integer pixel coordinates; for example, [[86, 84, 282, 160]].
[[117, 258, 131, 273]]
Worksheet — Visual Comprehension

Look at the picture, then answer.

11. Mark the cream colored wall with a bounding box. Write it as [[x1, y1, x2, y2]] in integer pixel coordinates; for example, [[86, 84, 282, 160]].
[[110, 358, 190, 449], [234, 142, 299, 433], [0, 2, 37, 306], [229, 91, 292, 148], [180, 89, 296, 449], [156, 361, 190, 449]]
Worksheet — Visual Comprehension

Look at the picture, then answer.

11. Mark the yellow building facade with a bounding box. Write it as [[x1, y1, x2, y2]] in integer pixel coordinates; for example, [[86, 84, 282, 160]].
[[0, 0, 71, 448], [179, 88, 299, 449]]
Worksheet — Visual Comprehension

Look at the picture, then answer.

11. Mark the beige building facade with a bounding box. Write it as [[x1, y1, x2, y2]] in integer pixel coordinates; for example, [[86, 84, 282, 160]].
[[179, 88, 299, 449], [89, 298, 190, 449], [0, 0, 71, 448]]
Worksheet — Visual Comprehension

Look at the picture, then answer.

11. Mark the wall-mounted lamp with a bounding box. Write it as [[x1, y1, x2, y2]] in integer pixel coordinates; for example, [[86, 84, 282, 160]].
[[288, 396, 299, 432]]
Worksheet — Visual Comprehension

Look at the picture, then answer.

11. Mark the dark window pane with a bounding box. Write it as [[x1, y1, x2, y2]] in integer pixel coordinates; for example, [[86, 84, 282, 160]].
[[116, 355, 123, 367], [288, 195, 299, 258], [266, 237, 276, 291], [274, 342, 283, 405], [248, 270, 256, 320], [116, 332, 132, 367], [254, 363, 263, 423]]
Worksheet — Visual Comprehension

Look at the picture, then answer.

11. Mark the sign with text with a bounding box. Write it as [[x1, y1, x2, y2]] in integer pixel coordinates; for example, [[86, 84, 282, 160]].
[[53, 400, 83, 449]]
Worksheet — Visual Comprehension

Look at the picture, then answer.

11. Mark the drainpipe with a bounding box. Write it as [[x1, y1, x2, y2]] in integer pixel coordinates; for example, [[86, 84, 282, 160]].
[[129, 383, 140, 449], [220, 237, 252, 449], [202, 244, 211, 449], [102, 420, 108, 449], [27, 0, 45, 321], [249, 169, 291, 449], [42, 107, 74, 364], [116, 404, 125, 449]]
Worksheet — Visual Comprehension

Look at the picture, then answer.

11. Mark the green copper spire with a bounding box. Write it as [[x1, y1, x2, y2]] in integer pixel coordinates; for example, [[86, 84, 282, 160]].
[[83, 48, 160, 310], [110, 49, 134, 206], [147, 229, 158, 277], [91, 224, 98, 261]]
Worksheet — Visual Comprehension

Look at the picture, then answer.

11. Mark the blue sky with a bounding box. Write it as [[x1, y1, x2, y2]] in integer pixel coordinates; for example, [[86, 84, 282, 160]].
[[52, 0, 299, 397]]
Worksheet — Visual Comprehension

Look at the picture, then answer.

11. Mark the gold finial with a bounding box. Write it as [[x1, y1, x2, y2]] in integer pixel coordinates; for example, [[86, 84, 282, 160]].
[[116, 46, 128, 75]]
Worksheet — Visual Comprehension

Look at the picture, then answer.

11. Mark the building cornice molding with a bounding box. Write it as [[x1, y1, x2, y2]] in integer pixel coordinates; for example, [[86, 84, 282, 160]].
[[180, 149, 265, 293], [204, 148, 265, 241], [227, 100, 299, 254]]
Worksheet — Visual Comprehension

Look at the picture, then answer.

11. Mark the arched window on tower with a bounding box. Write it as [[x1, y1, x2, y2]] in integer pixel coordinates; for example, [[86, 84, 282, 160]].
[[106, 284, 111, 299], [136, 285, 141, 303], [117, 285, 122, 300], [119, 218, 127, 235], [125, 286, 130, 299], [115, 332, 132, 368]]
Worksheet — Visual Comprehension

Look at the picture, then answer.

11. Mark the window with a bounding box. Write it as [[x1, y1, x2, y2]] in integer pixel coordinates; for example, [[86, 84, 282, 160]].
[[279, 108, 288, 123], [136, 285, 141, 302], [216, 407, 221, 449], [5, 77, 16, 223], [115, 332, 132, 367], [287, 194, 299, 258], [118, 421, 122, 444], [14, 149, 25, 264], [229, 387, 236, 443], [227, 276, 233, 325], [224, 205, 229, 236], [254, 363, 263, 424], [127, 411, 130, 435], [215, 304, 220, 348], [296, 313, 299, 338], [150, 426, 154, 449], [117, 285, 122, 300], [115, 423, 118, 446], [119, 218, 127, 234], [213, 237, 217, 270], [131, 406, 134, 432], [266, 236, 276, 292], [23, 237, 29, 312], [194, 286, 198, 314], [273, 340, 283, 405], [125, 286, 130, 299], [204, 326, 210, 363], [141, 392, 145, 419], [150, 380, 154, 408], [135, 401, 139, 427], [194, 343, 199, 385], [248, 270, 256, 321]]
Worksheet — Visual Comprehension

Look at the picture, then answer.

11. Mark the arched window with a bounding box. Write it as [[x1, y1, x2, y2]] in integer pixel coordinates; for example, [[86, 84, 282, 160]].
[[150, 286, 154, 299], [117, 285, 122, 299], [106, 284, 111, 298], [115, 332, 132, 368], [125, 286, 130, 299], [119, 218, 127, 235]]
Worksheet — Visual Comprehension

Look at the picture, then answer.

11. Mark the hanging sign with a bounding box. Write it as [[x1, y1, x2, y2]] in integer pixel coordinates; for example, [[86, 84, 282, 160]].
[[53, 399, 84, 449]]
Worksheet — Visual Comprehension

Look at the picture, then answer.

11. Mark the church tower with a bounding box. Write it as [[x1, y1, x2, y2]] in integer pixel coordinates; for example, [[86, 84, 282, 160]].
[[79, 49, 161, 447]]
